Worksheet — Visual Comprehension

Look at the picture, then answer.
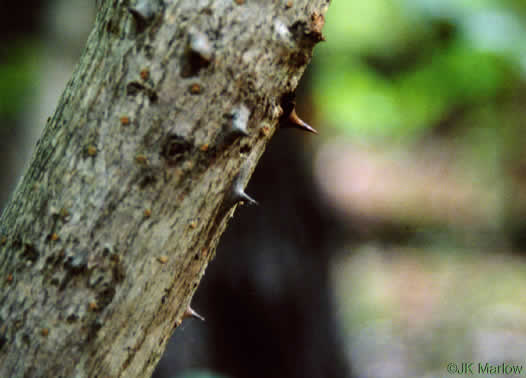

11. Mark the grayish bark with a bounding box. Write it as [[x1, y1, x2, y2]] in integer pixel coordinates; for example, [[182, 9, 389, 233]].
[[0, 0, 329, 377]]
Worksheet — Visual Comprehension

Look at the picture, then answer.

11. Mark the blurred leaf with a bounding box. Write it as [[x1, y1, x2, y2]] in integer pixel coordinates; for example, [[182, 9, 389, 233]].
[[322, 0, 430, 56], [313, 1, 521, 140], [0, 41, 39, 120]]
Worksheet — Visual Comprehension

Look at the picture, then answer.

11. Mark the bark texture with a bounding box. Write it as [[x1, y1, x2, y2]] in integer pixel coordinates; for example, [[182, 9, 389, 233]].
[[0, 0, 329, 376]]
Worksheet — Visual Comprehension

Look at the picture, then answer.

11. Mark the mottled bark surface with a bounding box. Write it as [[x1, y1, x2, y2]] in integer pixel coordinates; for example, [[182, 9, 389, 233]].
[[0, 0, 329, 377]]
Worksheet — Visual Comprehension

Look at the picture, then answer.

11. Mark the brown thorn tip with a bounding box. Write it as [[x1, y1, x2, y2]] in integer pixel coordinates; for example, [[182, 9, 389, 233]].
[[183, 306, 205, 322], [288, 108, 318, 134]]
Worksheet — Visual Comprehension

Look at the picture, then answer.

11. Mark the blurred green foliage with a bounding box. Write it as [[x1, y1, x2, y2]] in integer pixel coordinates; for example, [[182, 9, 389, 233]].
[[0, 41, 39, 121], [313, 0, 526, 141]]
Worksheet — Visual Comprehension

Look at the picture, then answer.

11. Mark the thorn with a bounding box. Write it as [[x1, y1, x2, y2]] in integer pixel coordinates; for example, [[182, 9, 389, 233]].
[[183, 306, 205, 322], [233, 187, 258, 206], [222, 165, 258, 212], [286, 108, 318, 134], [230, 166, 258, 206]]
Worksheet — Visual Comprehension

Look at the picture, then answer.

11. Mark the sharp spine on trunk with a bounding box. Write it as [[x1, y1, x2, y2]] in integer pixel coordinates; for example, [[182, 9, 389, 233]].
[[285, 108, 318, 134], [231, 165, 258, 206], [183, 306, 205, 322], [232, 186, 258, 206], [278, 92, 319, 134], [223, 165, 258, 210]]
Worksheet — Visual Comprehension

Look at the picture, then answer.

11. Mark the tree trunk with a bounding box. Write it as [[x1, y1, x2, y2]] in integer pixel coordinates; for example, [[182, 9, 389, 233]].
[[0, 0, 329, 376]]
